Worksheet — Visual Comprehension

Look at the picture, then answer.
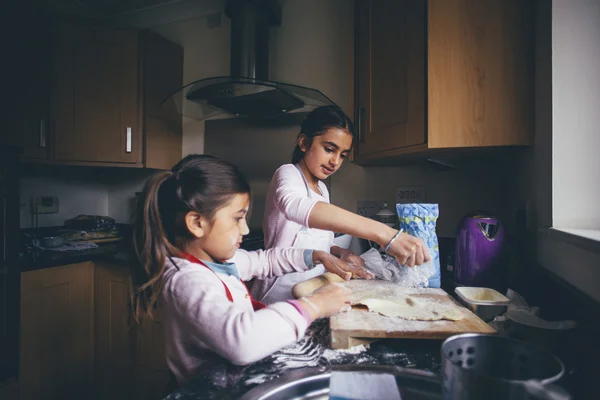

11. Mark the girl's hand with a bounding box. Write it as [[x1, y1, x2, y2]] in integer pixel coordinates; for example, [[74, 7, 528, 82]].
[[338, 249, 376, 280], [381, 231, 431, 267], [313, 250, 374, 280], [300, 282, 352, 319]]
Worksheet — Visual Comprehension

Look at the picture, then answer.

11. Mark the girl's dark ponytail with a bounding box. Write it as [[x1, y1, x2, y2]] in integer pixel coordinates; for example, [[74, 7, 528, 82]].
[[290, 105, 354, 164], [291, 145, 305, 165], [131, 171, 179, 323]]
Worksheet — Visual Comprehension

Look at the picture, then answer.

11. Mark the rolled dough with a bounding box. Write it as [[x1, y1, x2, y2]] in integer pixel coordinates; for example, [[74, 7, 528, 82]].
[[356, 297, 463, 321], [291, 272, 346, 298]]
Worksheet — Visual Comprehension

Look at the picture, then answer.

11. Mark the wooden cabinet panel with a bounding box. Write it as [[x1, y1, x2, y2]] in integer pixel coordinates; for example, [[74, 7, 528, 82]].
[[353, 0, 534, 164], [141, 31, 184, 170], [21, 21, 52, 160], [13, 16, 183, 168], [19, 262, 94, 400], [134, 314, 170, 400], [427, 0, 534, 148], [52, 21, 141, 164], [4, 9, 51, 160], [356, 0, 426, 156], [94, 263, 135, 400], [19, 261, 175, 398]]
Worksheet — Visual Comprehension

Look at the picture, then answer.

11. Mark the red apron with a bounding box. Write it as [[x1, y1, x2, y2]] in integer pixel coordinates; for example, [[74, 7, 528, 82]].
[[180, 252, 266, 311]]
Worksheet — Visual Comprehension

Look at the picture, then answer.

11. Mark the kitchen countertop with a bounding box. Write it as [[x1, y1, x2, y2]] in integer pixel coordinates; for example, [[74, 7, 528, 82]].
[[19, 243, 135, 272], [18, 226, 263, 272], [163, 319, 443, 400]]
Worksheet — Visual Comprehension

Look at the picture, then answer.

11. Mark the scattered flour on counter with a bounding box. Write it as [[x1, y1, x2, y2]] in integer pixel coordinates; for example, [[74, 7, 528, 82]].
[[322, 344, 368, 362], [244, 374, 271, 386]]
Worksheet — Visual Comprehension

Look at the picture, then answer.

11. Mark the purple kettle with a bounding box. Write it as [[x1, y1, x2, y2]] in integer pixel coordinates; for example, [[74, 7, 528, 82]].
[[454, 213, 506, 290]]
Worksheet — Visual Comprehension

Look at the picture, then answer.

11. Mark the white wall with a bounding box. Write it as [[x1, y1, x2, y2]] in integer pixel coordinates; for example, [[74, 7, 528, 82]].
[[19, 165, 156, 228], [106, 169, 158, 224], [267, 0, 354, 114], [332, 154, 531, 238], [204, 113, 305, 229], [19, 166, 109, 228], [552, 0, 600, 229]]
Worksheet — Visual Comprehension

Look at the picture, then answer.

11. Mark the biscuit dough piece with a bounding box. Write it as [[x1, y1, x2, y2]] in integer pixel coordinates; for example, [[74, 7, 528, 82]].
[[356, 297, 463, 321]]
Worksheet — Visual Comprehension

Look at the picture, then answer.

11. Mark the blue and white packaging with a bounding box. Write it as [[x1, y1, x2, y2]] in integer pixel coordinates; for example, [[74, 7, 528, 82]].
[[396, 203, 441, 288]]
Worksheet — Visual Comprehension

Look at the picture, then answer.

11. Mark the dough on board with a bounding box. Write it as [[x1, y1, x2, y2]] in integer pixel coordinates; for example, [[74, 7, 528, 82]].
[[356, 297, 463, 321]]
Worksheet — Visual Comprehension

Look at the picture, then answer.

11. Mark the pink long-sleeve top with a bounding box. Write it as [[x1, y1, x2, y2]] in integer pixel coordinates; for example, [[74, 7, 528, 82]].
[[160, 247, 313, 385], [251, 164, 334, 301]]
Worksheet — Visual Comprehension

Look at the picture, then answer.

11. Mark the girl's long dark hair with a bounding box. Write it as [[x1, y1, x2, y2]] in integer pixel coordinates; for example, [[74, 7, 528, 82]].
[[131, 154, 250, 322], [291, 105, 354, 164]]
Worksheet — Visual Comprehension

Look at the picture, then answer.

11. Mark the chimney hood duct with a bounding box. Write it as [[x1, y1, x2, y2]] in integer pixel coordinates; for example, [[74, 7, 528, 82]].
[[162, 0, 336, 120]]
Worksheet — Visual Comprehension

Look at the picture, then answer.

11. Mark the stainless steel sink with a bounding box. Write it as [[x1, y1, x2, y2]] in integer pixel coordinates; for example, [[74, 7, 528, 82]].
[[238, 365, 441, 400]]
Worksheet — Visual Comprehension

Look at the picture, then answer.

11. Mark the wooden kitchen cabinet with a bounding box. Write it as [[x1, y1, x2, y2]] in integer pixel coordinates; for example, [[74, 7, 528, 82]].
[[19, 262, 95, 400], [96, 262, 169, 399], [354, 0, 426, 156], [3, 9, 52, 160], [96, 262, 170, 400], [19, 260, 171, 399], [134, 313, 170, 400], [52, 20, 141, 165], [353, 0, 534, 164], [15, 16, 184, 169], [94, 263, 135, 400]]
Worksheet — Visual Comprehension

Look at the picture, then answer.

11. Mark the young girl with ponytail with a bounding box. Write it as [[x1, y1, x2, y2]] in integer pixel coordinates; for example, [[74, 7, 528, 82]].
[[130, 154, 367, 387]]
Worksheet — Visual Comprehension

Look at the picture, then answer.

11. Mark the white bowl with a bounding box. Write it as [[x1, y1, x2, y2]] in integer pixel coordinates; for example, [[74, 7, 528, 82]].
[[455, 287, 510, 321]]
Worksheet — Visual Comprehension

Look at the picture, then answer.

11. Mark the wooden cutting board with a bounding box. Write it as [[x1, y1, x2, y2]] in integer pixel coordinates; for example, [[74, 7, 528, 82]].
[[330, 280, 495, 349]]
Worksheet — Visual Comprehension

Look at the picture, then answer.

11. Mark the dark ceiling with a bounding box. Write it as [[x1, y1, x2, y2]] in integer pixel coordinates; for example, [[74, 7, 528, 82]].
[[45, 0, 186, 17]]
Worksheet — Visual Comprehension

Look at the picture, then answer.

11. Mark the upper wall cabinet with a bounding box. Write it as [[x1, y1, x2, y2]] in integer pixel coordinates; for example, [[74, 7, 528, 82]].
[[3, 10, 53, 160], [353, 0, 535, 164], [7, 15, 183, 170], [355, 0, 426, 157], [53, 20, 141, 165]]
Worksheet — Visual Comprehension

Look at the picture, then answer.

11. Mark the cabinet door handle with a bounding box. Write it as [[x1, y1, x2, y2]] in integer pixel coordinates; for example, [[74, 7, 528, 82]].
[[39, 119, 46, 148], [126, 127, 132, 153]]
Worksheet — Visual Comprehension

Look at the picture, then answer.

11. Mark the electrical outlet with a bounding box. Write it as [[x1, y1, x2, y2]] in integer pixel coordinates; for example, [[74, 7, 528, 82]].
[[357, 200, 387, 219], [395, 186, 426, 204], [31, 196, 59, 214]]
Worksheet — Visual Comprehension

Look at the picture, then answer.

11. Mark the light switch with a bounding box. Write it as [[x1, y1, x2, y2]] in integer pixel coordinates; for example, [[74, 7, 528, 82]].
[[31, 196, 59, 214]]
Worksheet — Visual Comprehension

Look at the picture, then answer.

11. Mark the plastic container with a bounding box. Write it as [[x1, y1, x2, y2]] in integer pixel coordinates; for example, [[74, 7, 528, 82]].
[[40, 236, 65, 248], [454, 287, 510, 321]]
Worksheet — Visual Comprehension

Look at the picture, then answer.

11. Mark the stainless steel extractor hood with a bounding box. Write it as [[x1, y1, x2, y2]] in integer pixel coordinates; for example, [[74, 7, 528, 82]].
[[162, 0, 336, 120]]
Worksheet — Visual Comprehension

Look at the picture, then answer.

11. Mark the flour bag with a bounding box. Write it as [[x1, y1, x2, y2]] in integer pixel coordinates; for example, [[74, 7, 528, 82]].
[[396, 203, 441, 288]]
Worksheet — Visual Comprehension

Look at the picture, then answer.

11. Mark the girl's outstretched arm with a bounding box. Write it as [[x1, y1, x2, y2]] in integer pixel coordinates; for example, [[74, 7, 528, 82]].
[[308, 202, 431, 267], [232, 248, 373, 281]]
